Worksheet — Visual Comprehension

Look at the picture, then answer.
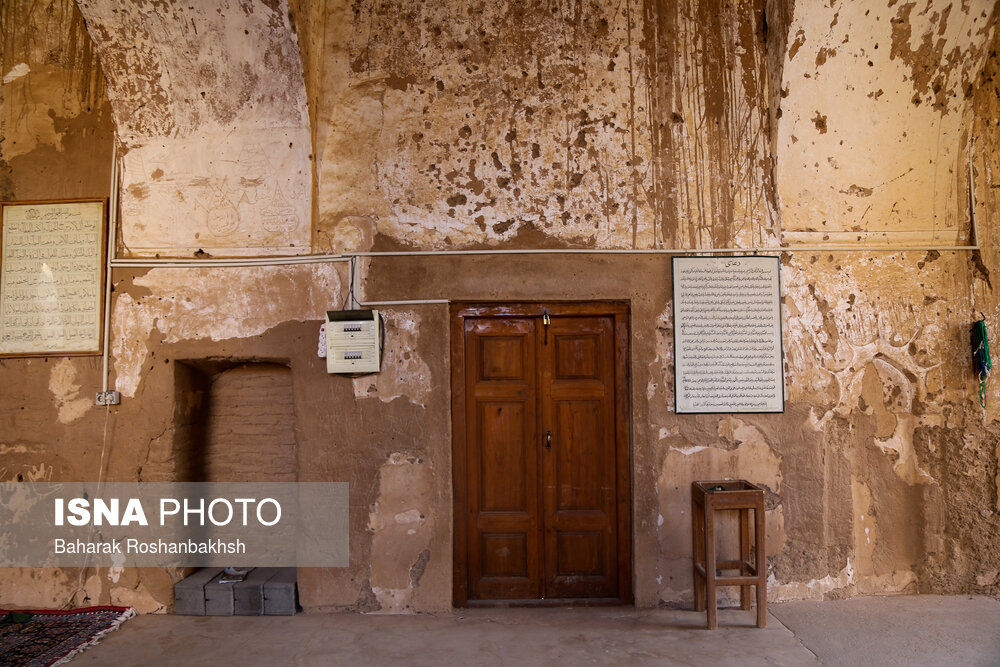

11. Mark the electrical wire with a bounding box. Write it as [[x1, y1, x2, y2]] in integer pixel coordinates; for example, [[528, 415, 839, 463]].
[[63, 403, 113, 609]]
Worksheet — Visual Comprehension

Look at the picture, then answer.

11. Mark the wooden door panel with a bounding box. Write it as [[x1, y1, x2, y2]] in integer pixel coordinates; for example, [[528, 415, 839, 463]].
[[479, 336, 527, 381], [453, 304, 631, 605], [553, 400, 603, 511], [556, 531, 603, 575], [481, 533, 529, 577], [542, 316, 618, 599], [465, 317, 540, 599], [478, 402, 529, 512], [554, 335, 600, 379]]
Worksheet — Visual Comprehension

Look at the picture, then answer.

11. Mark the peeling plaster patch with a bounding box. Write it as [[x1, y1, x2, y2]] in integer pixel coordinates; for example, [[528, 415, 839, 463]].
[[783, 257, 944, 486], [111, 293, 155, 398], [768, 558, 854, 602], [107, 552, 125, 583], [669, 445, 710, 456], [977, 570, 999, 587], [811, 111, 827, 133], [783, 257, 942, 428], [2, 63, 30, 84], [789, 30, 806, 60], [408, 549, 430, 585], [874, 416, 935, 485], [647, 305, 673, 407], [352, 310, 432, 406], [858, 570, 918, 596], [996, 440, 1000, 512], [110, 586, 165, 614], [852, 479, 877, 581], [775, 477, 918, 603], [48, 359, 92, 423], [113, 265, 344, 397], [657, 427, 677, 440], [133, 265, 344, 343], [717, 416, 775, 451], [369, 587, 414, 612], [805, 408, 826, 432], [394, 509, 424, 524], [368, 454, 433, 613], [318, 214, 377, 254]]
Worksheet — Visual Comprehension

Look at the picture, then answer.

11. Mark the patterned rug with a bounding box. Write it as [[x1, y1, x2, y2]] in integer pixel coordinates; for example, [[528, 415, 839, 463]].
[[0, 606, 135, 667]]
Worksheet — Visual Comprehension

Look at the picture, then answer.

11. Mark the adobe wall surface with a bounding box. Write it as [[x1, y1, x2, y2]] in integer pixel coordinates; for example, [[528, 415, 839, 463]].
[[0, 0, 998, 613]]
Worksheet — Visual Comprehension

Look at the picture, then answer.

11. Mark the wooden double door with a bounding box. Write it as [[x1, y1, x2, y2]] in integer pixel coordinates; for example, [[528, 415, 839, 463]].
[[451, 303, 632, 605]]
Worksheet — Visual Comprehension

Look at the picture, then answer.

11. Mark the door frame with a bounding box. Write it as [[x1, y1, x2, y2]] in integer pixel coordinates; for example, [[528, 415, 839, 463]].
[[450, 301, 633, 606]]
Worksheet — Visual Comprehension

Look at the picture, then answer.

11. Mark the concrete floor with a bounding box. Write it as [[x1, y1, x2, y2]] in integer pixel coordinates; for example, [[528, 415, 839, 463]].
[[770, 595, 1000, 667], [71, 595, 1000, 666]]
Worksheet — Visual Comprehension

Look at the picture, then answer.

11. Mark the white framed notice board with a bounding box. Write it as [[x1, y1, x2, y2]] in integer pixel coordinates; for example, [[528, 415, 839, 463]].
[[672, 256, 785, 413], [0, 199, 107, 357]]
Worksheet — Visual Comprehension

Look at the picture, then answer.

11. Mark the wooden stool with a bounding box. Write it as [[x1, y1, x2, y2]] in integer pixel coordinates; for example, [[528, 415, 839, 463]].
[[691, 480, 767, 629]]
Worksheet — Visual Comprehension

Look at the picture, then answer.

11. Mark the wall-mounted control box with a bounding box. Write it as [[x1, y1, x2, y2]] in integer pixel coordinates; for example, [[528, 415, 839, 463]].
[[326, 309, 382, 374]]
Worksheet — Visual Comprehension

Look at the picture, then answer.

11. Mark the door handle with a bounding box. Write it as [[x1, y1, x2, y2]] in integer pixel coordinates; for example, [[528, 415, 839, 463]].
[[545, 429, 552, 451]]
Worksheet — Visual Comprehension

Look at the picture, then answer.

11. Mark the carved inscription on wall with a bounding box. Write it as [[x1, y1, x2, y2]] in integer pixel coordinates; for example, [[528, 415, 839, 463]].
[[0, 201, 105, 355], [672, 256, 784, 413]]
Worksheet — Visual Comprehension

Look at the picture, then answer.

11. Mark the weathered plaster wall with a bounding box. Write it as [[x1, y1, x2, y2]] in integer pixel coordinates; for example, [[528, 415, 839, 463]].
[[0, 0, 172, 613], [1, 0, 112, 200], [777, 0, 995, 245], [301, 0, 1000, 607], [110, 264, 344, 398], [308, 0, 777, 251], [2, 0, 1000, 615], [948, 17, 1000, 594], [74, 0, 312, 257], [767, 0, 1000, 598]]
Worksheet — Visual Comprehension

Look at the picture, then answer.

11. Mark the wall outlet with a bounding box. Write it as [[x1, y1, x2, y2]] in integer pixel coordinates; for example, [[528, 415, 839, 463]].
[[95, 391, 121, 406]]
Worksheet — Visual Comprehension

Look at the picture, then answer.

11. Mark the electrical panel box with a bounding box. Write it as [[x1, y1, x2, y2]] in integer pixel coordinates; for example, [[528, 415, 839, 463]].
[[326, 309, 382, 374]]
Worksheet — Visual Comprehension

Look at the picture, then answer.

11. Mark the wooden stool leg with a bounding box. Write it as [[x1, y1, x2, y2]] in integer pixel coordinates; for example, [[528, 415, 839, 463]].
[[754, 504, 767, 628], [704, 499, 717, 630], [739, 507, 751, 610], [691, 490, 705, 612]]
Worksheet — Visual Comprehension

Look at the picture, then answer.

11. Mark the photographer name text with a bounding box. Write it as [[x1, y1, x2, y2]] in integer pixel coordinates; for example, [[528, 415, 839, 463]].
[[54, 538, 247, 555]]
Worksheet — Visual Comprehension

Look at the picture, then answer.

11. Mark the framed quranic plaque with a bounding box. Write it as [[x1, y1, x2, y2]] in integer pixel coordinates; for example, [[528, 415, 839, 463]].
[[672, 255, 785, 414], [0, 199, 107, 357]]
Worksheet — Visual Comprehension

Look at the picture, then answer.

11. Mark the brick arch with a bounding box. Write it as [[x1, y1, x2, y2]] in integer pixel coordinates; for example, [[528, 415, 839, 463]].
[[201, 362, 297, 483]]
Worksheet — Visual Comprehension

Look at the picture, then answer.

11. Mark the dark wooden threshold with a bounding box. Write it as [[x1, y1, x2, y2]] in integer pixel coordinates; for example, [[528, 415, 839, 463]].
[[463, 597, 630, 608]]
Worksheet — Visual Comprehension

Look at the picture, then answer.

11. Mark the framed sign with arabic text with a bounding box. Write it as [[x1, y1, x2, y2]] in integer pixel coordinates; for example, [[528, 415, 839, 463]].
[[672, 255, 785, 414], [0, 199, 106, 357]]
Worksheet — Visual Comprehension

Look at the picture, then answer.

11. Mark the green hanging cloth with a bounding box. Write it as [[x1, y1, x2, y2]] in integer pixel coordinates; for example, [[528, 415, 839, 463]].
[[971, 319, 991, 409]]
